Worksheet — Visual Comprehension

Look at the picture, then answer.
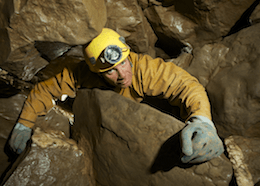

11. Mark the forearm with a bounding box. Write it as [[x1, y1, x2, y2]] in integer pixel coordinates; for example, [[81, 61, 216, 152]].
[[18, 68, 76, 128], [134, 53, 212, 121]]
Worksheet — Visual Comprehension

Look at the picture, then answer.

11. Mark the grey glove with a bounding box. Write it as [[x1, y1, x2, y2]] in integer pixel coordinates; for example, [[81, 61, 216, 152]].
[[181, 116, 224, 163], [9, 122, 32, 154]]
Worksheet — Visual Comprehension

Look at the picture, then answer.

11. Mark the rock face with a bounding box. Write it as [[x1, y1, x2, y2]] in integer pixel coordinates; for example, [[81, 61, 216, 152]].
[[206, 24, 260, 138], [3, 128, 89, 186], [10, 0, 106, 46], [0, 0, 107, 81], [144, 0, 256, 53], [72, 89, 232, 186], [105, 0, 157, 57]]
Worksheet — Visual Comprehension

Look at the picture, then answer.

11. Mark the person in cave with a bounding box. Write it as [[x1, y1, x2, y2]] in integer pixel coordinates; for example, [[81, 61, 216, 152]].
[[9, 28, 224, 164]]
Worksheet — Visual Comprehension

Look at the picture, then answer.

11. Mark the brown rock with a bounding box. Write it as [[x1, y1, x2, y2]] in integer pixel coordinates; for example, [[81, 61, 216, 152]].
[[0, 92, 72, 181], [0, 93, 27, 178], [0, 0, 13, 64], [225, 136, 260, 186], [250, 2, 260, 24], [144, 0, 256, 50], [0, 28, 11, 65], [9, 0, 106, 46], [105, 0, 157, 57], [0, 0, 13, 28], [3, 128, 90, 186], [187, 43, 229, 87], [206, 24, 260, 138], [72, 89, 232, 186], [144, 5, 196, 57], [2, 44, 48, 81], [249, 1, 260, 24]]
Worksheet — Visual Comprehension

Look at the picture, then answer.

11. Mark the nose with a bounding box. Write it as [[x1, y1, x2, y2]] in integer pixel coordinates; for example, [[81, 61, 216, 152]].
[[117, 66, 125, 79]]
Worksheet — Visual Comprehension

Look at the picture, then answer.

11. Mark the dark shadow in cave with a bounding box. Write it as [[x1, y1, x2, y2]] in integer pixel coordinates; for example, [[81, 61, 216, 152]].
[[34, 41, 72, 62], [150, 130, 193, 173], [0, 126, 32, 186], [0, 80, 20, 98], [224, 0, 260, 37], [155, 35, 185, 58]]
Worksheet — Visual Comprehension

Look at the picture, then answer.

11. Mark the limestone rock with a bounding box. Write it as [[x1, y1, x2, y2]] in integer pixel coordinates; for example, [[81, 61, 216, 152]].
[[72, 89, 232, 186], [144, 0, 256, 51], [1, 44, 48, 81], [225, 136, 260, 186], [187, 43, 229, 87], [105, 0, 157, 57], [144, 5, 195, 57], [34, 41, 72, 61], [3, 128, 89, 186], [0, 91, 72, 179], [9, 0, 106, 46], [206, 24, 260, 138]]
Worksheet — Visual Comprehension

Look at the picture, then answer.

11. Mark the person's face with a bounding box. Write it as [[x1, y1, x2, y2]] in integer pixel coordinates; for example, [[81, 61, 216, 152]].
[[102, 58, 132, 88]]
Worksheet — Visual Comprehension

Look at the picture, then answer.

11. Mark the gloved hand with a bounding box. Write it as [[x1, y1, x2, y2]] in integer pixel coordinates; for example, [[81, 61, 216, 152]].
[[9, 123, 32, 154], [181, 116, 224, 163]]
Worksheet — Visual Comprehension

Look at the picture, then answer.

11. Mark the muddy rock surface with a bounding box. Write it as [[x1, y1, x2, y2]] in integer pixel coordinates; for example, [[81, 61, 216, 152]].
[[72, 89, 232, 186]]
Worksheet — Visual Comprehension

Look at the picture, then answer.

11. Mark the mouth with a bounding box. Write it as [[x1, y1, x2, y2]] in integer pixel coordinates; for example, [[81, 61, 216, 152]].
[[117, 79, 129, 87]]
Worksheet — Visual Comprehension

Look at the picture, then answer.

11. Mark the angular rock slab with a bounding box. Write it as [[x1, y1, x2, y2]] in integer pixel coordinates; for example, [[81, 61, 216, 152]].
[[9, 0, 106, 46], [72, 89, 232, 186], [144, 0, 256, 49], [2, 44, 48, 81]]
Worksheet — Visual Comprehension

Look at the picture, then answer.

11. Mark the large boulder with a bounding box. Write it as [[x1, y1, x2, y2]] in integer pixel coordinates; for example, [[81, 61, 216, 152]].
[[144, 0, 256, 52], [105, 0, 157, 57], [186, 43, 229, 87], [72, 89, 232, 186], [206, 23, 260, 138], [0, 0, 107, 80], [2, 127, 89, 186], [9, 0, 106, 46], [0, 90, 72, 182]]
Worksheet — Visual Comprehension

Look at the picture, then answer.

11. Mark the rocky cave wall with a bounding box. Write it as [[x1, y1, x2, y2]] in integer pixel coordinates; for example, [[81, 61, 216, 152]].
[[1, 0, 260, 185]]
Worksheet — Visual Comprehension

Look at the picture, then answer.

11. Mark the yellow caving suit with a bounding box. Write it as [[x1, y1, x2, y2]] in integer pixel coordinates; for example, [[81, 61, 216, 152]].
[[18, 52, 212, 128]]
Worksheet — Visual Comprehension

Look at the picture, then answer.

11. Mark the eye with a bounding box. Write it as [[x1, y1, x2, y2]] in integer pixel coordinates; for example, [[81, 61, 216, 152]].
[[121, 60, 126, 65], [106, 69, 115, 75]]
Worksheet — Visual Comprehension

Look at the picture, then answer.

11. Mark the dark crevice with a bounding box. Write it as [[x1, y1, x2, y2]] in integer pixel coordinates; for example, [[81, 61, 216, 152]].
[[155, 34, 185, 58], [100, 124, 131, 151], [224, 0, 260, 38]]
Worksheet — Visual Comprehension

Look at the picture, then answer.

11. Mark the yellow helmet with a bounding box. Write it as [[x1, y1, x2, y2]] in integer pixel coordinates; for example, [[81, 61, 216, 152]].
[[84, 28, 130, 73]]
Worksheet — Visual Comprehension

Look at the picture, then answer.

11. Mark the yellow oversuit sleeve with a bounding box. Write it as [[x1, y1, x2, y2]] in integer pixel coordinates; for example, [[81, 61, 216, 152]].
[[129, 52, 212, 121], [18, 67, 77, 128]]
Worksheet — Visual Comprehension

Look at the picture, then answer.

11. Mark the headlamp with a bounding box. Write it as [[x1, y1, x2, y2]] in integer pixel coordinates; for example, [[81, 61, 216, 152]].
[[103, 45, 122, 65]]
